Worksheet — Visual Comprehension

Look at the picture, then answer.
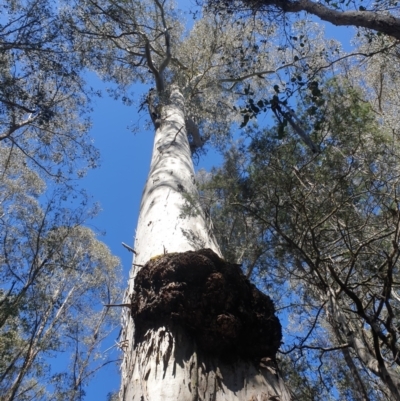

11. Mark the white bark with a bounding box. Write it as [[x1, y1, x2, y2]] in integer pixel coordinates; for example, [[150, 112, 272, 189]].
[[120, 86, 291, 401], [132, 86, 220, 268], [121, 326, 290, 401]]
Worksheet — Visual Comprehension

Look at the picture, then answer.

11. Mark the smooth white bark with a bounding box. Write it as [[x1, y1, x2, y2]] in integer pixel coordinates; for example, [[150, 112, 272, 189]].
[[132, 86, 220, 268], [120, 87, 291, 401]]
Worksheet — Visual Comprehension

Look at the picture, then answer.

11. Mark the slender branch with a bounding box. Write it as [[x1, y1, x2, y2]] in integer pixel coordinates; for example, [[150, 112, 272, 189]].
[[0, 98, 36, 114], [0, 115, 36, 141], [279, 102, 318, 153], [280, 342, 349, 354], [145, 40, 165, 93], [7, 135, 58, 178], [122, 242, 136, 254], [219, 63, 291, 84], [282, 303, 326, 354]]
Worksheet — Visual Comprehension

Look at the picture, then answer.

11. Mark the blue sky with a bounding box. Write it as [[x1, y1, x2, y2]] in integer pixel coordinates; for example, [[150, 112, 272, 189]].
[[74, 3, 357, 398], [80, 82, 150, 399]]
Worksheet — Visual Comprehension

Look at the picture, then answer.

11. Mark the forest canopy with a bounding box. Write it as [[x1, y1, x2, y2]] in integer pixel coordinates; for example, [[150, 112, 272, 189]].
[[1, 0, 400, 400]]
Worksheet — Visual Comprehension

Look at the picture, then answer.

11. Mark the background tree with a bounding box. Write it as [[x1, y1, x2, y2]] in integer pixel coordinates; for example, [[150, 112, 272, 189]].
[[0, 1, 123, 400], [199, 76, 400, 400], [0, 0, 100, 181]]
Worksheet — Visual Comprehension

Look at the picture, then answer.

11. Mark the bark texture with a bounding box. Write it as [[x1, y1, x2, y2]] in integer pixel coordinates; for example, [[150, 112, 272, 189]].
[[120, 87, 291, 400], [131, 249, 282, 362], [121, 325, 289, 401]]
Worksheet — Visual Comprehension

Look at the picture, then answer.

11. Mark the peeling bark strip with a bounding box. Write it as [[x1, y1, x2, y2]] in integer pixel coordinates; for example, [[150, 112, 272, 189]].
[[131, 248, 282, 362]]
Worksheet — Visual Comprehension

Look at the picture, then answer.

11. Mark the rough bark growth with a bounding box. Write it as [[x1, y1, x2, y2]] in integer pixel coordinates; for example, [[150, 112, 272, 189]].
[[131, 248, 282, 362]]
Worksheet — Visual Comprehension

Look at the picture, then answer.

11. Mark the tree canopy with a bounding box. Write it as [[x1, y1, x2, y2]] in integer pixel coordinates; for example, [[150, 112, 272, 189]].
[[199, 74, 400, 399], [2, 0, 400, 399], [0, 1, 122, 400]]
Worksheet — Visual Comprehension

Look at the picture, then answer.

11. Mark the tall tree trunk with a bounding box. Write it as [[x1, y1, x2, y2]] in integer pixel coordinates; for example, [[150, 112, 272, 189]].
[[119, 86, 291, 400], [331, 321, 371, 401]]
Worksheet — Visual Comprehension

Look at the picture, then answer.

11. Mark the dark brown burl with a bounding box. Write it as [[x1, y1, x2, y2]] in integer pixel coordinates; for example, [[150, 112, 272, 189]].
[[131, 249, 282, 361]]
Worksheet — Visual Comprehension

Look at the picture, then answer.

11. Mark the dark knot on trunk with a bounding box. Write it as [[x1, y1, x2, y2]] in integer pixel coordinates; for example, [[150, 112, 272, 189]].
[[130, 248, 282, 362]]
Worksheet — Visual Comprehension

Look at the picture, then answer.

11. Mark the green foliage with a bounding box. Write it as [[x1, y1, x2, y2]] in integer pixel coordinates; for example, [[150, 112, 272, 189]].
[[200, 79, 400, 399], [0, 132, 123, 401], [0, 0, 99, 182], [0, 2, 123, 400]]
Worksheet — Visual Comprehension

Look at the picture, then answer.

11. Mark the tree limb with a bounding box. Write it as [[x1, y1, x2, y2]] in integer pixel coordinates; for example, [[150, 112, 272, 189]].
[[214, 0, 400, 40]]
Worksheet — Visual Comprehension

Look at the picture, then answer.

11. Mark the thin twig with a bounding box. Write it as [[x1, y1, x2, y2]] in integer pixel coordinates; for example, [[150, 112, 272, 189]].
[[122, 242, 136, 254]]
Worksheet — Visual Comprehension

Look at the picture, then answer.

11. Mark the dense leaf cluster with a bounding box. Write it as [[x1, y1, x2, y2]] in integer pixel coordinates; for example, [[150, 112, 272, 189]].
[[2, 0, 400, 399]]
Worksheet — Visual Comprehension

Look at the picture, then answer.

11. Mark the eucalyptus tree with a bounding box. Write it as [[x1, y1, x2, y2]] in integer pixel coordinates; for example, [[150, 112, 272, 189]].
[[68, 0, 352, 399], [0, 124, 124, 401], [0, 1, 123, 399], [0, 0, 98, 181], [200, 76, 400, 400]]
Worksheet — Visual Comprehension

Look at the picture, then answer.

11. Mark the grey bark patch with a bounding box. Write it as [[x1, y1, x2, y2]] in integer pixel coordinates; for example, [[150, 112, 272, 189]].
[[130, 249, 282, 362]]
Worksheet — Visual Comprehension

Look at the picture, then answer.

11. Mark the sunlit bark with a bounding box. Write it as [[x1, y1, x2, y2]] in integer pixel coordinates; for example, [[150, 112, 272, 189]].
[[120, 87, 291, 401]]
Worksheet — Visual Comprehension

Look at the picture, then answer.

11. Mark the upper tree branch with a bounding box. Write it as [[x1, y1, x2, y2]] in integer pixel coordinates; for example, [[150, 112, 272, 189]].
[[0, 115, 36, 141], [284, 0, 400, 40], [218, 0, 400, 40], [144, 0, 171, 94], [219, 63, 292, 85], [279, 102, 318, 153], [145, 40, 164, 93]]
